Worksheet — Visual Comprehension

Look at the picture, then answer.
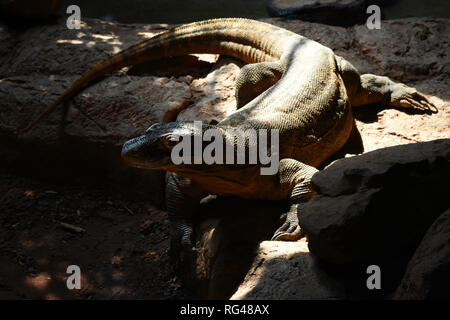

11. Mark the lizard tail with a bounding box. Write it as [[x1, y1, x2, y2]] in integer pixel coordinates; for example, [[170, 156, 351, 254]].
[[17, 18, 287, 133], [16, 39, 151, 133]]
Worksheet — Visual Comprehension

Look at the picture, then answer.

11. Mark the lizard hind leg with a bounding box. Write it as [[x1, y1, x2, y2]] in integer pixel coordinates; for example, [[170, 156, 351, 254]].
[[235, 60, 284, 109]]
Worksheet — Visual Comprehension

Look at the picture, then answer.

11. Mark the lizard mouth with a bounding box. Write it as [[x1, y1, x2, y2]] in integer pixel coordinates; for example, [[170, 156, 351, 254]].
[[121, 135, 170, 170]]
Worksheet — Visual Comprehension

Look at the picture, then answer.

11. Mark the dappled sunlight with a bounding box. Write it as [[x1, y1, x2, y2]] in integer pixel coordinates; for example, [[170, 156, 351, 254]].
[[92, 34, 115, 41], [56, 27, 124, 52], [24, 190, 35, 198], [111, 270, 124, 281], [85, 41, 96, 48], [24, 272, 52, 291], [110, 255, 123, 266], [140, 24, 170, 32], [21, 239, 44, 250], [36, 258, 49, 266], [56, 39, 84, 45], [45, 293, 60, 300], [0, 171, 179, 299], [193, 54, 220, 63], [137, 31, 157, 39], [38, 85, 52, 95], [230, 240, 331, 300]]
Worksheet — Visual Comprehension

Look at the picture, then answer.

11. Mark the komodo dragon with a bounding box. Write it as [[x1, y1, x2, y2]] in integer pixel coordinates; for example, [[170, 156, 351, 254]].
[[19, 18, 437, 258]]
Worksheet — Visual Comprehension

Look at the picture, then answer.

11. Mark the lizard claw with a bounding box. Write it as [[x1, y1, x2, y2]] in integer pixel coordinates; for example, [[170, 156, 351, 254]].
[[390, 84, 438, 113], [271, 210, 303, 241]]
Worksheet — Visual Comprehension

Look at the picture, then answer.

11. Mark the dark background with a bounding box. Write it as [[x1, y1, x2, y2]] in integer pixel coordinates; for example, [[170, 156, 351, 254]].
[[57, 0, 450, 25]]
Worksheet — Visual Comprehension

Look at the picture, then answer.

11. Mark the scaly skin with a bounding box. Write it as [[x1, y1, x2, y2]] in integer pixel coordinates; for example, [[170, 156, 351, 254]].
[[18, 19, 437, 264]]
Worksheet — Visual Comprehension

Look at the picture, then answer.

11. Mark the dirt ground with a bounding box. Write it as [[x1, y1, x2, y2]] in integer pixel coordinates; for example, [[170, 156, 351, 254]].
[[0, 171, 195, 299]]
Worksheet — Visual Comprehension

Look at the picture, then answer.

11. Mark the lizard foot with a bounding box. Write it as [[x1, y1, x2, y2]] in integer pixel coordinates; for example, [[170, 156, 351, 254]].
[[169, 220, 196, 271], [271, 210, 303, 241], [390, 83, 438, 113]]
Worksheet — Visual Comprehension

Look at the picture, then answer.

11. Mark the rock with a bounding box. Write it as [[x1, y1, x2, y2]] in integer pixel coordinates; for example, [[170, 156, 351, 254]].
[[230, 240, 346, 300], [176, 57, 242, 125], [394, 209, 450, 300], [180, 196, 283, 299], [299, 139, 450, 265], [266, 0, 394, 27], [350, 18, 450, 83], [0, 18, 209, 203]]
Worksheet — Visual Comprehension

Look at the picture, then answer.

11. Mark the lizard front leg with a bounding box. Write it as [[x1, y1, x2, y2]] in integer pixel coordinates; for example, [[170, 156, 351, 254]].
[[165, 172, 207, 267], [271, 159, 318, 241]]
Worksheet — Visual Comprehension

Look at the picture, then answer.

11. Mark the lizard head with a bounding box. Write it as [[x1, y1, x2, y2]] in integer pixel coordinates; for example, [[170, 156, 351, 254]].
[[121, 121, 211, 171]]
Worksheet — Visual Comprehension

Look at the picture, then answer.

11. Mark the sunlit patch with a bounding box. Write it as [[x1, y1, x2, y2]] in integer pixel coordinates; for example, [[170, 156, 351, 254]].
[[111, 285, 128, 296], [143, 250, 160, 263], [141, 24, 169, 32], [193, 54, 219, 63], [86, 41, 96, 48], [21, 239, 44, 249], [39, 85, 51, 94], [109, 39, 123, 46], [24, 190, 34, 198], [112, 270, 124, 281], [87, 34, 123, 47], [137, 32, 156, 39], [110, 255, 122, 265], [92, 34, 114, 40], [56, 39, 83, 45], [36, 258, 49, 266], [25, 272, 52, 291], [112, 46, 121, 54], [45, 293, 59, 300]]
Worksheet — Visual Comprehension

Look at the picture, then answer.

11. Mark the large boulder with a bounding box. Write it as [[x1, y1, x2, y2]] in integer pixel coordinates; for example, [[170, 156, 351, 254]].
[[299, 139, 450, 265], [394, 209, 450, 300], [266, 0, 394, 27], [230, 240, 346, 300]]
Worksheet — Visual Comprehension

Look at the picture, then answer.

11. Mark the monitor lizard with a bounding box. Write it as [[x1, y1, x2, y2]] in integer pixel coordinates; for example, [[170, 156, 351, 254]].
[[18, 18, 437, 260]]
